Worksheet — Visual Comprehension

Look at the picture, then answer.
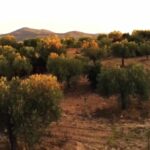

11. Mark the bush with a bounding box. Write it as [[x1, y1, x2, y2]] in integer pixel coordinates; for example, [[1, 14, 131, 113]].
[[111, 40, 138, 67], [96, 64, 150, 110], [86, 61, 101, 88], [82, 47, 105, 64], [47, 56, 84, 87], [0, 46, 32, 79], [0, 74, 63, 149]]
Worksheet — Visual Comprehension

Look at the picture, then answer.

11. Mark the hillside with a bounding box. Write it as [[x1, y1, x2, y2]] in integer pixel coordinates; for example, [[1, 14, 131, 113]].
[[0, 27, 97, 41]]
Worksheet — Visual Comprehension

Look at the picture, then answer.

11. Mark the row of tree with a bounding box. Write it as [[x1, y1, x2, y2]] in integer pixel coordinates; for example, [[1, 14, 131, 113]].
[[1, 32, 150, 73], [0, 31, 150, 149], [1, 58, 150, 149]]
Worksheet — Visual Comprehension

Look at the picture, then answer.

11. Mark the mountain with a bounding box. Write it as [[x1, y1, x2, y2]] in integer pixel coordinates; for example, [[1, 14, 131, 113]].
[[0, 27, 97, 41], [5, 27, 55, 41], [58, 31, 97, 39]]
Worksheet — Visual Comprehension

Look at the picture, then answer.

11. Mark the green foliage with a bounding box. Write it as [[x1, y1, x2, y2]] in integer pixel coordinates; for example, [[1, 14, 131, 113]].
[[125, 41, 138, 57], [0, 46, 32, 79], [39, 36, 66, 61], [132, 30, 150, 41], [12, 54, 32, 77], [76, 37, 92, 48], [18, 46, 41, 70], [97, 64, 150, 109], [86, 61, 101, 88], [0, 35, 17, 47], [111, 41, 128, 58], [97, 34, 107, 41], [47, 57, 68, 82], [97, 37, 112, 48], [127, 64, 150, 100], [0, 75, 62, 149], [108, 31, 123, 42], [62, 37, 76, 48], [82, 47, 105, 63], [122, 33, 131, 41], [23, 38, 41, 48], [47, 56, 84, 87], [111, 40, 138, 66], [139, 41, 150, 59]]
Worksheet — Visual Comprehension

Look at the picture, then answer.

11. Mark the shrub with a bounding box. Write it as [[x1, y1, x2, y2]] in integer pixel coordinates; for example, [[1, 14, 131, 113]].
[[0, 74, 63, 149], [97, 64, 150, 110], [47, 56, 84, 87]]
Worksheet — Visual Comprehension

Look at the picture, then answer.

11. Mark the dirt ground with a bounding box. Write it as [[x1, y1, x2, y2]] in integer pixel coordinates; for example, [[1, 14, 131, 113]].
[[35, 76, 150, 150], [1, 56, 150, 150]]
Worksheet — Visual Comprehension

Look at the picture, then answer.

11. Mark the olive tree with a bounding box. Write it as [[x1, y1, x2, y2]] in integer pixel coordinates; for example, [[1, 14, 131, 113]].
[[97, 64, 150, 110], [86, 61, 101, 88], [0, 74, 63, 150], [140, 42, 150, 60], [47, 56, 84, 87], [108, 31, 123, 42], [111, 40, 138, 67], [82, 48, 105, 64], [47, 56, 68, 82], [0, 46, 32, 78], [0, 35, 17, 47], [18, 46, 44, 73]]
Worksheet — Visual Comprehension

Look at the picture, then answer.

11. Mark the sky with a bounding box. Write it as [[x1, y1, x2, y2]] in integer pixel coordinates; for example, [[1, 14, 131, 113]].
[[0, 0, 150, 34]]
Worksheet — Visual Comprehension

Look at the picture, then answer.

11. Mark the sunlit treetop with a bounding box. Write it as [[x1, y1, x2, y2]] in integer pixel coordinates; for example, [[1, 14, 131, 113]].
[[21, 74, 61, 90], [49, 52, 59, 59], [0, 35, 17, 46], [81, 39, 99, 49], [108, 31, 123, 42], [41, 36, 62, 49]]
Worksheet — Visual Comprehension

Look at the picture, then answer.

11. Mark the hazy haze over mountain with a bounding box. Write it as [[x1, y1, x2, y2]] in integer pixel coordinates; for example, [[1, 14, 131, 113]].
[[0, 27, 97, 41]]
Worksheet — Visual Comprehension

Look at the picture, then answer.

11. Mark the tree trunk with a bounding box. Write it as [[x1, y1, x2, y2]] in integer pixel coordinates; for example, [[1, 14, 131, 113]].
[[7, 118, 17, 150], [121, 57, 125, 67]]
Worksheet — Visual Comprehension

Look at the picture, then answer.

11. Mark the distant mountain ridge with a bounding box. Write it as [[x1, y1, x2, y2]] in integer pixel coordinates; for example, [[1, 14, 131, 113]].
[[0, 27, 97, 41]]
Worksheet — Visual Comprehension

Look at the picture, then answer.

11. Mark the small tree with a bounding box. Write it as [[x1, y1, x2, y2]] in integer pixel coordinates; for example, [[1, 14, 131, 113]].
[[23, 38, 41, 48], [108, 31, 123, 42], [97, 64, 150, 110], [0, 35, 17, 47], [40, 36, 65, 60], [62, 37, 76, 48], [66, 58, 84, 87], [82, 47, 105, 64], [12, 54, 33, 77], [0, 74, 63, 149], [0, 46, 32, 79], [111, 41, 129, 67], [140, 42, 150, 60], [18, 46, 43, 73], [47, 56, 84, 87], [47, 56, 68, 82], [86, 61, 101, 88]]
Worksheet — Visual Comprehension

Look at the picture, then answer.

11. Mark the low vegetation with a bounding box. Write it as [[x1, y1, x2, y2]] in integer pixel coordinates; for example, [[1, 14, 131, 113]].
[[0, 29, 150, 149]]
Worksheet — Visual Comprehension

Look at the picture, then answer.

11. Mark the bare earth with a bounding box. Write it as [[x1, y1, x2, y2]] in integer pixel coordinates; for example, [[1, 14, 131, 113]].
[[1, 56, 150, 150], [36, 76, 150, 150]]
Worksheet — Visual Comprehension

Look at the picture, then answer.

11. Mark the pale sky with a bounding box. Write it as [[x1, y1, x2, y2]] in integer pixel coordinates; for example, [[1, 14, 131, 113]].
[[0, 0, 150, 34]]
